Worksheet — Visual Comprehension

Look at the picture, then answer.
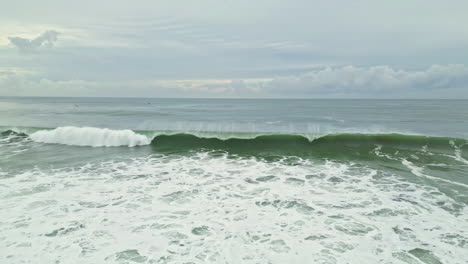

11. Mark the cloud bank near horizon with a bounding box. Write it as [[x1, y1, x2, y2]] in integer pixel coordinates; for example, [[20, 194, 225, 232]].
[[1, 65, 467, 98], [268, 65, 468, 97]]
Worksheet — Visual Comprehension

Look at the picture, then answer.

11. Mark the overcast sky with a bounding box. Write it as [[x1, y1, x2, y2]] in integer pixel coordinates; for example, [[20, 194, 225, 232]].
[[1, 0, 468, 98]]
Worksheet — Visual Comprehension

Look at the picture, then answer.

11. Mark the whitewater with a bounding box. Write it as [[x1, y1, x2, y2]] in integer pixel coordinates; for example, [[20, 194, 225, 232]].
[[1, 97, 467, 264], [29, 126, 151, 147]]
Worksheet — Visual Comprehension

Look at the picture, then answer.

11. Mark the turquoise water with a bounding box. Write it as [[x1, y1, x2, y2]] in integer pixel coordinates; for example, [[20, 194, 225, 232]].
[[0, 97, 467, 263]]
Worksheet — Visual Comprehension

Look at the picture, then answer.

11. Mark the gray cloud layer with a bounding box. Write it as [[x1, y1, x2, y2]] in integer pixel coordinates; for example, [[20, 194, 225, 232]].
[[9, 30, 59, 52]]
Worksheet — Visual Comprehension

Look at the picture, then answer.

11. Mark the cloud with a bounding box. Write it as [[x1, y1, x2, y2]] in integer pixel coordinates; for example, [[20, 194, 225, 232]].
[[1, 65, 467, 98], [0, 70, 263, 98], [8, 30, 59, 52], [267, 64, 468, 97]]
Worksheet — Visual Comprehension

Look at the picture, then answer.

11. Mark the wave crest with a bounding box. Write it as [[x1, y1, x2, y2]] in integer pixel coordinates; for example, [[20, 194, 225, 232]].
[[29, 126, 151, 147]]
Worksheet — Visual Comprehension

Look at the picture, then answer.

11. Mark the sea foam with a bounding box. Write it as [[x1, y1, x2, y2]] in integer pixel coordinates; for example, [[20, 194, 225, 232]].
[[0, 153, 465, 263], [29, 126, 151, 147]]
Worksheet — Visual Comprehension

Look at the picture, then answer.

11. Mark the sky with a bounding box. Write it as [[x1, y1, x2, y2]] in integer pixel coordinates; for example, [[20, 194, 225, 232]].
[[1, 0, 468, 98]]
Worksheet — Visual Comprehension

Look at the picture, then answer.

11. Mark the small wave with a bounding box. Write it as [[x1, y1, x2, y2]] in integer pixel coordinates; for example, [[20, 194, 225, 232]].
[[29, 127, 151, 147], [0, 130, 28, 139]]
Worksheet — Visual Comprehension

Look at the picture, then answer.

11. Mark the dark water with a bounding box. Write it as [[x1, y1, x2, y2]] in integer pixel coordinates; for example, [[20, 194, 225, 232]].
[[0, 97, 467, 263]]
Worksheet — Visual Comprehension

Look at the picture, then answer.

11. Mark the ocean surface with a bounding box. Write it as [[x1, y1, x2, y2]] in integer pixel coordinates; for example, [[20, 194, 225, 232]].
[[0, 97, 467, 264]]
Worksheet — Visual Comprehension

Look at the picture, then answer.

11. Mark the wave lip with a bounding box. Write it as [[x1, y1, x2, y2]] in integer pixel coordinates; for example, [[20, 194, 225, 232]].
[[29, 126, 151, 147]]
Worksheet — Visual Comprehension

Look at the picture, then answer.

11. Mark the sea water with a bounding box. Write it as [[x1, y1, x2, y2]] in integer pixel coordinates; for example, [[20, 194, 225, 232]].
[[0, 97, 467, 263]]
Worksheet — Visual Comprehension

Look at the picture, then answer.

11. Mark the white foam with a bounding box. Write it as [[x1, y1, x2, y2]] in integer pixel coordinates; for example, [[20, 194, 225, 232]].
[[29, 126, 151, 147], [402, 159, 468, 188], [449, 140, 468, 164], [0, 154, 466, 263]]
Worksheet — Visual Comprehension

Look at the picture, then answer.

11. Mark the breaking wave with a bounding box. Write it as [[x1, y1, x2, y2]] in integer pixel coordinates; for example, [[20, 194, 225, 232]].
[[28, 126, 150, 147], [1, 127, 466, 158]]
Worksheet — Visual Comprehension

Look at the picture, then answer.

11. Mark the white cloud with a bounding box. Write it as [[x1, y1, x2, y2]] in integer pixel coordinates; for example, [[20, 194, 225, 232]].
[[267, 65, 468, 97], [1, 65, 467, 98]]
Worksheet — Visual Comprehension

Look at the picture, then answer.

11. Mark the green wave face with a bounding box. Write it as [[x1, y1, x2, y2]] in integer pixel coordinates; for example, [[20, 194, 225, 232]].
[[150, 133, 313, 156], [149, 132, 468, 160]]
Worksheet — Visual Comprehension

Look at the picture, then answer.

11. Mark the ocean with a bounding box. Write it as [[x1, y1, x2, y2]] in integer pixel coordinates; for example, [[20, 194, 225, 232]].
[[0, 97, 467, 264]]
